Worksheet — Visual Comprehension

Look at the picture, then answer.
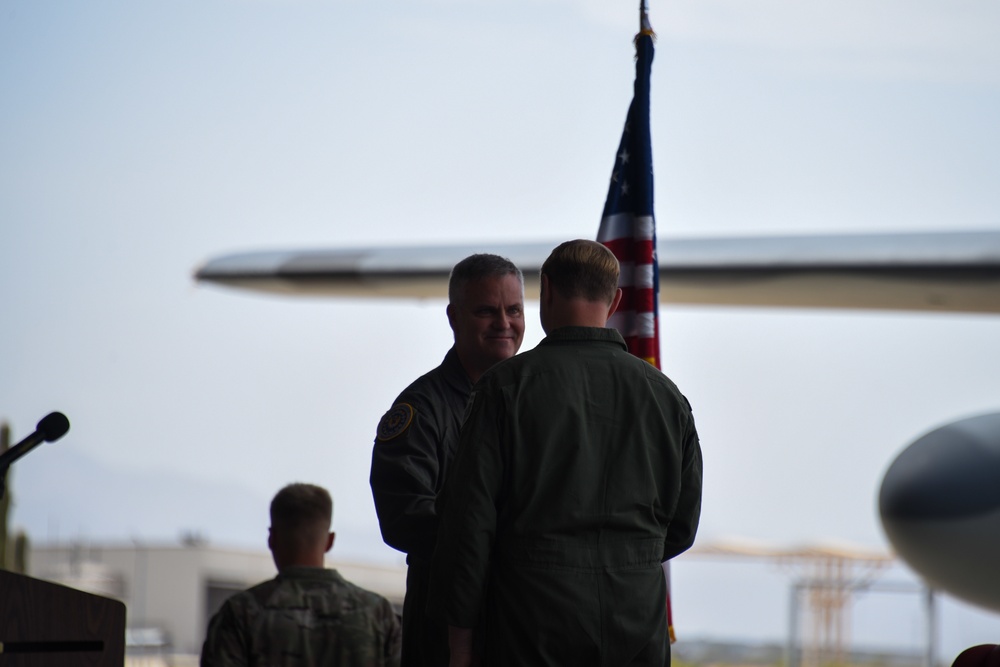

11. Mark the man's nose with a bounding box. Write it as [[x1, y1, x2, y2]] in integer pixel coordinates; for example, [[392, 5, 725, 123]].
[[491, 311, 510, 329]]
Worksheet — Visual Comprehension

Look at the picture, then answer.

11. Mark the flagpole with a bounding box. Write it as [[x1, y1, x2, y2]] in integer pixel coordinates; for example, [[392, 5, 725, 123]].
[[640, 0, 654, 36], [597, 2, 674, 641], [639, 4, 670, 641], [639, 0, 671, 645]]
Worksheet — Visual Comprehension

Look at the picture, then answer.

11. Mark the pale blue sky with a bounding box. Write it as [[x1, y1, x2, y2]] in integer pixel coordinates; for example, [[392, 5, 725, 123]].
[[3, 0, 1000, 656]]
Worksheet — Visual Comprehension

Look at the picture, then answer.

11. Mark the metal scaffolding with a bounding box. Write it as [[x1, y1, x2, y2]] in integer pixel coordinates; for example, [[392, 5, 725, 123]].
[[684, 539, 934, 667]]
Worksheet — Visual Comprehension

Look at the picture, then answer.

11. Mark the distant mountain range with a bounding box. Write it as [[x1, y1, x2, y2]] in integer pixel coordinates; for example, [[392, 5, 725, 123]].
[[7, 446, 269, 550], [6, 445, 401, 566]]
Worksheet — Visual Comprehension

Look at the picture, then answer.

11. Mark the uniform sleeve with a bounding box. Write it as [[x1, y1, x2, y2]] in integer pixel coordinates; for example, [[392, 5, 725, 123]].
[[429, 388, 503, 628], [200, 601, 248, 667], [381, 599, 403, 667], [370, 398, 446, 558], [663, 411, 703, 561]]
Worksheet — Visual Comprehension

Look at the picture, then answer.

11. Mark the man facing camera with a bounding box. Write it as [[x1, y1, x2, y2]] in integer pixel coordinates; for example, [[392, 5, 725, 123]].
[[201, 483, 401, 667], [370, 253, 524, 667]]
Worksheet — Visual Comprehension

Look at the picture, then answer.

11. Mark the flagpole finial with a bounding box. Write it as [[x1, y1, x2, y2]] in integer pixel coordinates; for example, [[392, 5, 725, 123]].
[[639, 0, 655, 37]]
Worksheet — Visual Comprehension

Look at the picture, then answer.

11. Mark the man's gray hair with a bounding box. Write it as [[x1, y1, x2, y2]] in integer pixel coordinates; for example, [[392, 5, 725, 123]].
[[448, 254, 523, 305]]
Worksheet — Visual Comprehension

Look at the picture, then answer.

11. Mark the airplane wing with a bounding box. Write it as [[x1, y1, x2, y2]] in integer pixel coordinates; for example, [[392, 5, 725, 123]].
[[193, 229, 1000, 314]]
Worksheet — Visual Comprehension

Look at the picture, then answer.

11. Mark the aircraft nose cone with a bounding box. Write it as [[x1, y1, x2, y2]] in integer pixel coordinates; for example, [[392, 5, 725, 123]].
[[879, 412, 1000, 613], [880, 413, 1000, 520]]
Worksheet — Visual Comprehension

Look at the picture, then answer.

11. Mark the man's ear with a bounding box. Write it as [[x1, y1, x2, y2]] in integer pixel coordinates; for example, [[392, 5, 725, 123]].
[[608, 288, 623, 318], [325, 532, 336, 553], [267, 527, 274, 552], [446, 303, 456, 331]]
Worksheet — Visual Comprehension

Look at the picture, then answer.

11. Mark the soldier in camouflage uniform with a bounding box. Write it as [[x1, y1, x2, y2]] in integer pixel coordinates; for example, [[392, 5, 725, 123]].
[[201, 483, 401, 667]]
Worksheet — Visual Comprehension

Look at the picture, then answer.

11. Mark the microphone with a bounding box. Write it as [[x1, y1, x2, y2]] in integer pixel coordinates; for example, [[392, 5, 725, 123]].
[[0, 411, 70, 470]]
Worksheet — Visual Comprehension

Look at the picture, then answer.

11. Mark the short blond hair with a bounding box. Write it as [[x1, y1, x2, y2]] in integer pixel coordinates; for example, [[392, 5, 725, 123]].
[[541, 240, 620, 304]]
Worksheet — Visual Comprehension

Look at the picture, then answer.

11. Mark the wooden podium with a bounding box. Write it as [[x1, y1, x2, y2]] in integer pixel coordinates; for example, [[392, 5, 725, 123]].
[[0, 570, 125, 666]]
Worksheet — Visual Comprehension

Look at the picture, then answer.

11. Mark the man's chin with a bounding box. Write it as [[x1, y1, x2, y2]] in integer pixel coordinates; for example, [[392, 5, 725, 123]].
[[484, 341, 518, 362]]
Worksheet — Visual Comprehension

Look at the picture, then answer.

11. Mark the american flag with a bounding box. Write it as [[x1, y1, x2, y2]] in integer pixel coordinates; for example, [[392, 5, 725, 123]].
[[597, 19, 660, 370], [596, 10, 677, 643]]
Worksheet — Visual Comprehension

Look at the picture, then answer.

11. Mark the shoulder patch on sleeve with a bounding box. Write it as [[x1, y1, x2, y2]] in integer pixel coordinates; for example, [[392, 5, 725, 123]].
[[376, 403, 415, 441]]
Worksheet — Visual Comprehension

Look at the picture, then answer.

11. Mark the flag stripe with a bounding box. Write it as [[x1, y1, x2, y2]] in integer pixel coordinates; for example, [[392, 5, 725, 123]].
[[598, 214, 656, 242]]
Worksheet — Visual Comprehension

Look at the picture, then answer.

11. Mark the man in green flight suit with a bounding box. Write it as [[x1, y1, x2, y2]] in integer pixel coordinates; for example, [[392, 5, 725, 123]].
[[431, 239, 703, 667], [370, 254, 525, 666], [201, 483, 401, 667]]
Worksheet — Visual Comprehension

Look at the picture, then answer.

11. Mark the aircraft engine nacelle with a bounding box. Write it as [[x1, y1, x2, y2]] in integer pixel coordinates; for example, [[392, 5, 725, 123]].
[[879, 412, 1000, 613]]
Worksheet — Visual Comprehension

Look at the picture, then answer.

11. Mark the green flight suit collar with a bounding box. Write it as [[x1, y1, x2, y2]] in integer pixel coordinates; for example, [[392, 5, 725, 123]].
[[539, 326, 628, 349]]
